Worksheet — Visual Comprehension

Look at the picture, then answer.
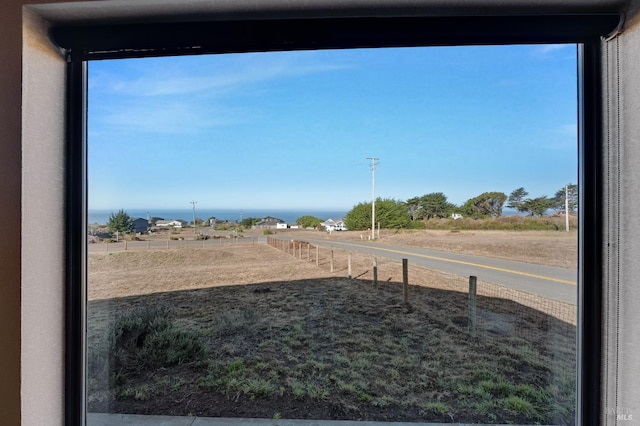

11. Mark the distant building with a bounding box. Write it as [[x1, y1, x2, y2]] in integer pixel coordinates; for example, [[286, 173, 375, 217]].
[[451, 213, 463, 220], [131, 217, 149, 233], [155, 219, 183, 228], [255, 216, 286, 229], [321, 218, 347, 232]]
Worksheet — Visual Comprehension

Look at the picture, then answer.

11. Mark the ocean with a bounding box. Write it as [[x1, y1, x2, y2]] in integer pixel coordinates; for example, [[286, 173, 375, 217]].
[[88, 209, 347, 225]]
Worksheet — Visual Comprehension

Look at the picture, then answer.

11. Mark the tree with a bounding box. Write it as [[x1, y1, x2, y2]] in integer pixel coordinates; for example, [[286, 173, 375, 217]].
[[521, 196, 554, 216], [296, 215, 323, 229], [420, 192, 456, 219], [149, 216, 164, 226], [507, 187, 529, 213], [405, 196, 423, 221], [239, 217, 261, 228], [106, 209, 133, 234], [552, 183, 578, 213], [344, 198, 411, 230], [461, 192, 507, 218]]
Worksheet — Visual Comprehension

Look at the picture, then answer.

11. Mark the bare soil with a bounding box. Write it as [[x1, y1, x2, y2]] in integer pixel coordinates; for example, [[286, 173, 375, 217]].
[[88, 234, 577, 424]]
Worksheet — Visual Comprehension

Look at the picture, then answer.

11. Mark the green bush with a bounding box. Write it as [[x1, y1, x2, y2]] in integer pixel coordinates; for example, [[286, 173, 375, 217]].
[[89, 306, 206, 382], [263, 229, 274, 235]]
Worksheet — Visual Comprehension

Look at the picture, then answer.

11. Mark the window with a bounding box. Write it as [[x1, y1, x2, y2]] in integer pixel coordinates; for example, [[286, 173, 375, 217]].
[[50, 13, 620, 425]]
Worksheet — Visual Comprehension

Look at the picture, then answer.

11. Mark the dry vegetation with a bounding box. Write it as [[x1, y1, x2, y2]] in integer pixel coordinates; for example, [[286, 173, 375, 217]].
[[88, 231, 577, 423], [286, 229, 578, 269]]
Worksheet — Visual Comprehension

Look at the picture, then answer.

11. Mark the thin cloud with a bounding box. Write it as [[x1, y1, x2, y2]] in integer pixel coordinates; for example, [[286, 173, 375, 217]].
[[99, 100, 242, 134], [97, 55, 351, 97], [532, 44, 572, 57]]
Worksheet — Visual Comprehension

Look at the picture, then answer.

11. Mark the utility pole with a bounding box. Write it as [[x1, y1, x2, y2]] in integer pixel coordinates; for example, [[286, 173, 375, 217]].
[[190, 201, 198, 234], [565, 186, 569, 232], [367, 157, 379, 240]]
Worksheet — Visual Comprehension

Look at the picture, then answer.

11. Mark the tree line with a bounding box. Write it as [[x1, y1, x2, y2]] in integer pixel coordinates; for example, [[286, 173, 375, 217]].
[[104, 184, 577, 235], [343, 184, 577, 231]]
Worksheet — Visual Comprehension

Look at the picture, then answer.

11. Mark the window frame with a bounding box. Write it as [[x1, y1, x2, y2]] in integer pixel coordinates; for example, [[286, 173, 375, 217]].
[[54, 15, 617, 425]]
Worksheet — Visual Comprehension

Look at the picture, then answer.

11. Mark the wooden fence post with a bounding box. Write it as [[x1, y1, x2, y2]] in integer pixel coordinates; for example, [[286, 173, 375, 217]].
[[307, 243, 310, 261], [298, 242, 302, 259], [124, 240, 127, 251], [316, 245, 319, 266], [348, 253, 352, 279], [402, 258, 409, 305], [330, 249, 334, 273], [468, 276, 477, 337], [373, 257, 378, 288], [147, 241, 151, 250]]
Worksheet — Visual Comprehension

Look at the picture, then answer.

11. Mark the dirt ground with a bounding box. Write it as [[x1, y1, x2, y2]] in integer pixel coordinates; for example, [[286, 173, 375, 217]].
[[87, 232, 577, 423]]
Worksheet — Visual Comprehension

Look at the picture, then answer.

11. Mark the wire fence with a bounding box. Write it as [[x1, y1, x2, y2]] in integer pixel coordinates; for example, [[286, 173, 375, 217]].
[[89, 236, 576, 340], [88, 236, 267, 252], [266, 237, 577, 339]]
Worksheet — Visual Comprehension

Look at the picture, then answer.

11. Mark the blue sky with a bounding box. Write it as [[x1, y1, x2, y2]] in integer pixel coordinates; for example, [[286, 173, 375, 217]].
[[88, 44, 577, 211]]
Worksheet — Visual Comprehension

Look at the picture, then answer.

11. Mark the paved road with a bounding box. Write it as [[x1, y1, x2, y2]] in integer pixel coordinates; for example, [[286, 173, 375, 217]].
[[276, 236, 577, 305]]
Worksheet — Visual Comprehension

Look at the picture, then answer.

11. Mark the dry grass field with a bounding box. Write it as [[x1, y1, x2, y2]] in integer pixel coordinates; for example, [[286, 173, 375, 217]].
[[284, 229, 578, 269], [87, 230, 577, 423]]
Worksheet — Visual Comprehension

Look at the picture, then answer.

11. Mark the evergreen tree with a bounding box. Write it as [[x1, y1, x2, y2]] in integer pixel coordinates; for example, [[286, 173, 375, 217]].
[[296, 215, 324, 229], [552, 184, 578, 213], [420, 192, 456, 219], [462, 192, 507, 218], [507, 187, 529, 213], [106, 209, 133, 234], [344, 198, 411, 230], [521, 196, 554, 216]]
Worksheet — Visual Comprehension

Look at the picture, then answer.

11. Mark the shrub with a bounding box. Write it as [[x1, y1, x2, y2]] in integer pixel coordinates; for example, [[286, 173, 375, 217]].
[[421, 215, 577, 231], [211, 309, 258, 337], [263, 229, 274, 235], [88, 306, 206, 383]]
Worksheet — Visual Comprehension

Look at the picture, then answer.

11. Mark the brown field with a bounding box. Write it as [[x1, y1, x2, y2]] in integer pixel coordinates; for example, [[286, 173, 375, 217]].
[[87, 230, 577, 423], [284, 229, 578, 269]]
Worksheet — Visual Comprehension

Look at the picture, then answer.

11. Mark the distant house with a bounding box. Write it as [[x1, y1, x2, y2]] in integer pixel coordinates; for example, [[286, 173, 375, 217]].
[[451, 213, 463, 220], [321, 218, 347, 232], [155, 219, 183, 228], [255, 216, 286, 229], [131, 218, 149, 233]]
